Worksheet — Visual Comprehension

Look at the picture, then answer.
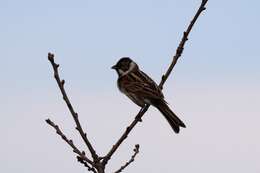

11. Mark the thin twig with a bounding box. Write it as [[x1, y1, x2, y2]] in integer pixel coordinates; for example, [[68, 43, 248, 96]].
[[77, 156, 98, 173], [114, 144, 140, 173], [159, 0, 208, 89], [47, 53, 98, 161], [102, 0, 208, 167], [45, 119, 94, 168], [101, 106, 148, 166]]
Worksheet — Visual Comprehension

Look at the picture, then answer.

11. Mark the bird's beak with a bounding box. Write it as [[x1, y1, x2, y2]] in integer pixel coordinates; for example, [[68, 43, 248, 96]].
[[111, 65, 117, 70]]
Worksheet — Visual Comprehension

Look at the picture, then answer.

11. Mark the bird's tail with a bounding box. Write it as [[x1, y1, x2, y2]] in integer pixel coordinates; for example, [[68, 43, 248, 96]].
[[152, 99, 186, 133]]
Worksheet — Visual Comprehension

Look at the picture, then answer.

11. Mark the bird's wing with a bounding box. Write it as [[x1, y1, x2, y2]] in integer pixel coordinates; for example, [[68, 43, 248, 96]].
[[124, 81, 163, 100], [134, 70, 164, 97]]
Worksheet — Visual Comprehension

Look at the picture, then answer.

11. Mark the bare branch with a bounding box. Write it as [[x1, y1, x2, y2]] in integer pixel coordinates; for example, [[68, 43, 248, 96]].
[[47, 53, 98, 161], [114, 144, 140, 173], [159, 0, 208, 89], [77, 156, 97, 173], [102, 0, 208, 167], [46, 1, 208, 172], [101, 106, 148, 166], [45, 119, 94, 167]]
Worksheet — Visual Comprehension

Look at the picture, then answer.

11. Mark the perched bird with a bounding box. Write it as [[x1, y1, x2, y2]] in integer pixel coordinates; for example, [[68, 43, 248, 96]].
[[112, 57, 186, 133]]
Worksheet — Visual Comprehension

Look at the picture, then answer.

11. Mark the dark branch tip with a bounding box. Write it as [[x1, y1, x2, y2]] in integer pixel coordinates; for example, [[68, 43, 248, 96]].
[[134, 144, 140, 152], [45, 119, 51, 124], [48, 53, 54, 61]]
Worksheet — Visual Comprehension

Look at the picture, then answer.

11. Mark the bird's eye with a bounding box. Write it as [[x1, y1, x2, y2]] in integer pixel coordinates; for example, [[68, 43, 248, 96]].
[[122, 62, 128, 67]]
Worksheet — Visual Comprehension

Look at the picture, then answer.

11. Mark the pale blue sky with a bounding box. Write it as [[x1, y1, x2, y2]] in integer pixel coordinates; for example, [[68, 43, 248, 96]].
[[1, 0, 259, 173]]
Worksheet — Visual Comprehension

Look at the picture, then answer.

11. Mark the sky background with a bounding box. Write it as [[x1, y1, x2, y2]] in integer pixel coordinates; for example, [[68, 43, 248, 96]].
[[1, 0, 260, 172]]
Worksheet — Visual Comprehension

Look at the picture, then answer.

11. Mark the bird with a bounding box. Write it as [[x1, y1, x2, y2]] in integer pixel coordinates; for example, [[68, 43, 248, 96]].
[[111, 57, 186, 133]]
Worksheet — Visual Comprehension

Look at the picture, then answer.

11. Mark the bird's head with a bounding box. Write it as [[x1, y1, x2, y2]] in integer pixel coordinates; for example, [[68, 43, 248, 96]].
[[111, 57, 138, 77]]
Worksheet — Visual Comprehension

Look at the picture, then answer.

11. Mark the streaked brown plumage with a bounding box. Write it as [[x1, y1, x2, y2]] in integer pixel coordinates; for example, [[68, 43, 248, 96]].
[[112, 57, 186, 133]]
